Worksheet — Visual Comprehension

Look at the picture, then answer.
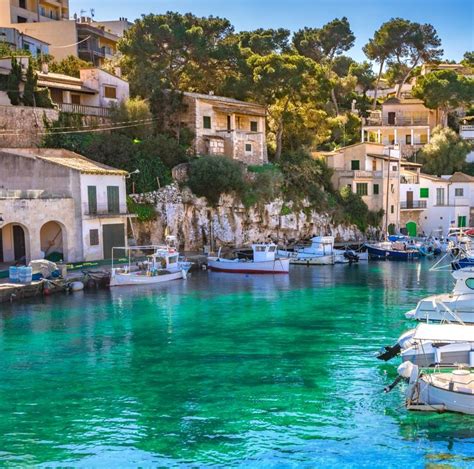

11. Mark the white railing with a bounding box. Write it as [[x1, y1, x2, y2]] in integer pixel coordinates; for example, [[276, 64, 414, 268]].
[[58, 103, 111, 117]]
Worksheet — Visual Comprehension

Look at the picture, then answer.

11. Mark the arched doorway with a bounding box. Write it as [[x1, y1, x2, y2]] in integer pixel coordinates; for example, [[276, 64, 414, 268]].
[[40, 221, 64, 262], [0, 223, 28, 263], [406, 221, 417, 237]]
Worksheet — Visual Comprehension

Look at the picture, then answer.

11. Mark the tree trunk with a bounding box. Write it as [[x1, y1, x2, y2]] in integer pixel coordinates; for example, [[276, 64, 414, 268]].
[[274, 120, 284, 161], [331, 88, 339, 116], [396, 59, 419, 98], [372, 61, 384, 110]]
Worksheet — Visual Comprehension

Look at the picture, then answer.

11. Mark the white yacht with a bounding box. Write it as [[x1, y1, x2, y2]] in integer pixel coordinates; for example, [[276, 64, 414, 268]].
[[405, 268, 474, 323]]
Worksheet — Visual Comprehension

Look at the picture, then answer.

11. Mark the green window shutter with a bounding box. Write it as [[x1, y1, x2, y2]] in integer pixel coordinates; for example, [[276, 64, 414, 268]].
[[203, 116, 211, 129], [107, 186, 120, 214], [356, 183, 368, 196], [420, 188, 429, 198], [458, 216, 467, 228], [87, 186, 97, 214], [373, 184, 379, 195], [351, 160, 360, 170]]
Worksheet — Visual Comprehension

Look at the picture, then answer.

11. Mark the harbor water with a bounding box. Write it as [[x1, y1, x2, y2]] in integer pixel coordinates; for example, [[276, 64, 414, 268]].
[[0, 261, 473, 467]]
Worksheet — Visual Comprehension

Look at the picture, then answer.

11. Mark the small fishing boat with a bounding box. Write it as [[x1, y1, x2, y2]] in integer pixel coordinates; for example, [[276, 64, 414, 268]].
[[110, 241, 192, 287], [277, 236, 355, 265], [377, 323, 474, 368], [405, 268, 474, 323], [396, 361, 474, 415], [366, 240, 420, 261], [208, 243, 290, 274]]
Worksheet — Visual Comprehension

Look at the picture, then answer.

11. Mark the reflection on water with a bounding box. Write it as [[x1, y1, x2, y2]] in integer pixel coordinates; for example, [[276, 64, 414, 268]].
[[0, 261, 473, 466]]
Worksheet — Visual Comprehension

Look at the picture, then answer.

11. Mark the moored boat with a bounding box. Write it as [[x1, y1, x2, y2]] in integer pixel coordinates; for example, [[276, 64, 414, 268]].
[[366, 241, 420, 261], [405, 268, 474, 323], [208, 243, 289, 274]]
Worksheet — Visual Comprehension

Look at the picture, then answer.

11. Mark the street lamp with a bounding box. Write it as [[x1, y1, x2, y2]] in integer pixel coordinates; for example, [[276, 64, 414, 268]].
[[126, 169, 140, 195]]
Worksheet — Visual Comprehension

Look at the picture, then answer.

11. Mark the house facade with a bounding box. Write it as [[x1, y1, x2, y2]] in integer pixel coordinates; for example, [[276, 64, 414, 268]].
[[322, 142, 401, 231], [0, 0, 69, 24], [13, 18, 120, 66], [0, 26, 49, 56], [180, 92, 268, 165], [361, 97, 439, 158], [0, 148, 130, 264], [399, 165, 473, 236]]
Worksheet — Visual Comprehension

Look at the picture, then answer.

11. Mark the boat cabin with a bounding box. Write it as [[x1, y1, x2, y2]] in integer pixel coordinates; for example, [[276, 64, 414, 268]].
[[252, 244, 277, 262]]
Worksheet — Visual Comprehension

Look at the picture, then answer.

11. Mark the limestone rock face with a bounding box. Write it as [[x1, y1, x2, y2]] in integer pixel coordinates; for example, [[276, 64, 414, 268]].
[[130, 184, 364, 250]]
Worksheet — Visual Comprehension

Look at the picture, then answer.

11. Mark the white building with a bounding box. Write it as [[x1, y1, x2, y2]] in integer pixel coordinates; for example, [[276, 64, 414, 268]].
[[399, 164, 473, 236], [0, 148, 130, 264]]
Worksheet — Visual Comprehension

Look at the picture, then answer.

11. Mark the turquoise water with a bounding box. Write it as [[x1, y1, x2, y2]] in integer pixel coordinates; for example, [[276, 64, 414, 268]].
[[0, 262, 473, 467]]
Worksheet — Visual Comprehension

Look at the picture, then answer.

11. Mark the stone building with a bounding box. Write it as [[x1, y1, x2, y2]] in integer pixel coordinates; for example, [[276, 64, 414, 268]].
[[0, 148, 130, 264], [179, 92, 268, 165]]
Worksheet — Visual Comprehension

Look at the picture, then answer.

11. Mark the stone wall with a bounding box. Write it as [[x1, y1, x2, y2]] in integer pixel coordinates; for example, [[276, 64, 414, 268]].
[[0, 105, 60, 148], [131, 184, 364, 251]]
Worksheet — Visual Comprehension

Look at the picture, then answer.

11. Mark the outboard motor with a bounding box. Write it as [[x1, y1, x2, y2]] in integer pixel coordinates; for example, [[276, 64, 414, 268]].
[[377, 329, 415, 361], [343, 250, 359, 264], [384, 361, 416, 393]]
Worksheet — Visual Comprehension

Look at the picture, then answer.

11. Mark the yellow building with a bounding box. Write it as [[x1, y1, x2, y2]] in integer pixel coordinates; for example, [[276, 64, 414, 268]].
[[0, 0, 69, 24]]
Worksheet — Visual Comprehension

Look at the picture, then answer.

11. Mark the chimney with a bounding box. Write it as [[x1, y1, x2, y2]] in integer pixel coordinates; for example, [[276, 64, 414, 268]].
[[114, 66, 122, 78]]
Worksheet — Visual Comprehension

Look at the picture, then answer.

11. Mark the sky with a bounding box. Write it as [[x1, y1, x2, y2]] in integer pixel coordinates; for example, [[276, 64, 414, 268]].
[[70, 0, 474, 62]]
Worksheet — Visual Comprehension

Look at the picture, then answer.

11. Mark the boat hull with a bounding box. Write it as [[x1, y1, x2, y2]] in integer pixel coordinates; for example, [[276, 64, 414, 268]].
[[110, 270, 184, 287], [367, 244, 420, 261], [208, 258, 290, 274], [408, 375, 474, 415], [405, 294, 474, 324]]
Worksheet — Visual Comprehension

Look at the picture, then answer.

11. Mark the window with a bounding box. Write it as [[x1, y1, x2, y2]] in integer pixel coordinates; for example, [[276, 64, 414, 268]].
[[420, 134, 428, 144], [455, 188, 464, 197], [227, 115, 231, 131], [372, 160, 377, 171], [406, 134, 412, 145], [107, 186, 120, 214], [203, 116, 211, 129], [71, 94, 81, 105], [391, 205, 394, 214], [465, 278, 474, 290], [389, 134, 395, 145], [458, 216, 467, 228], [420, 188, 429, 198], [90, 229, 99, 246], [436, 187, 445, 206], [392, 165, 397, 172], [373, 184, 379, 195], [19, 0, 26, 8], [245, 143, 252, 153], [17, 16, 27, 23], [104, 86, 117, 99], [87, 186, 97, 214], [356, 183, 368, 196], [351, 160, 360, 170], [250, 121, 258, 132]]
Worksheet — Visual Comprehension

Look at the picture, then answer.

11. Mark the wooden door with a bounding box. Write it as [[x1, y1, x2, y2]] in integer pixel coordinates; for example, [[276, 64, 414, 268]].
[[13, 225, 26, 262], [406, 191, 413, 209], [388, 112, 396, 125], [102, 223, 125, 260]]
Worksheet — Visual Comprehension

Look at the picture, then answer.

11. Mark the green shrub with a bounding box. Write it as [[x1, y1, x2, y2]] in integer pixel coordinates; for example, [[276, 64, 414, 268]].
[[127, 197, 156, 222], [187, 156, 246, 206]]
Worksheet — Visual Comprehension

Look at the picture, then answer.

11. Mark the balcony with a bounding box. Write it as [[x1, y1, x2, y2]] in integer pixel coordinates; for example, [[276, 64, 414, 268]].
[[400, 200, 427, 210], [83, 203, 129, 217], [460, 125, 474, 140], [400, 175, 420, 184], [364, 116, 429, 127], [58, 103, 111, 118]]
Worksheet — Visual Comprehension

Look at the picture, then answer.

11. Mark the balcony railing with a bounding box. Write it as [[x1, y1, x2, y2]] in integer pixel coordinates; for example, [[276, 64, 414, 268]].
[[364, 116, 429, 126], [400, 200, 427, 209], [58, 102, 111, 118], [83, 203, 128, 217], [400, 176, 420, 184]]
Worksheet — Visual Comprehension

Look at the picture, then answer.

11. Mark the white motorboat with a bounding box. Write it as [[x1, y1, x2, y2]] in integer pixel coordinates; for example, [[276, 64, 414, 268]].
[[278, 236, 349, 265], [405, 268, 474, 323], [109, 241, 192, 287], [208, 243, 289, 274], [397, 361, 474, 415], [378, 323, 474, 368]]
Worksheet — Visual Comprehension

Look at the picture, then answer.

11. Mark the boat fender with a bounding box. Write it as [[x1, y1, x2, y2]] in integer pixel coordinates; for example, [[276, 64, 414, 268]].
[[43, 280, 51, 296], [70, 281, 84, 292]]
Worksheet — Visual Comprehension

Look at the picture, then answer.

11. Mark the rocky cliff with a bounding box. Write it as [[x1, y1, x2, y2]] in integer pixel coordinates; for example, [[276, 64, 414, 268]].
[[131, 184, 365, 251]]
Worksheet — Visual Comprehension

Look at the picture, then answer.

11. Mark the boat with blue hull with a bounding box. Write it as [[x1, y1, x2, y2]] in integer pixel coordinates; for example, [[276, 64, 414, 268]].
[[366, 241, 420, 261]]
